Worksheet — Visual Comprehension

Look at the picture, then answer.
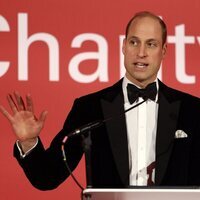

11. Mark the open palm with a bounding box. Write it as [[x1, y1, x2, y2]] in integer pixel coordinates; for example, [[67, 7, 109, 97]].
[[0, 92, 47, 142]]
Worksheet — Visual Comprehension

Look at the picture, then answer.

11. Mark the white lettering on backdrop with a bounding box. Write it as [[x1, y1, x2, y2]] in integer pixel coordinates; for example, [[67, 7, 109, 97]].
[[0, 13, 198, 84]]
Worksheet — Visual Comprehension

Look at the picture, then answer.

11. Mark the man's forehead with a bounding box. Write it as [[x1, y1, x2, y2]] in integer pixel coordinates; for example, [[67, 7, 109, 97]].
[[127, 18, 163, 39]]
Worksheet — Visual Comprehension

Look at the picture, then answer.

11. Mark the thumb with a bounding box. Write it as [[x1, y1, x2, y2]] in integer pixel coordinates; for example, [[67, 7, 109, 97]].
[[38, 110, 48, 125]]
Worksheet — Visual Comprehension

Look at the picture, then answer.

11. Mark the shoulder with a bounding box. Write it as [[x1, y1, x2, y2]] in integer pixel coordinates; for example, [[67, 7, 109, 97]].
[[75, 79, 123, 104], [158, 80, 200, 105]]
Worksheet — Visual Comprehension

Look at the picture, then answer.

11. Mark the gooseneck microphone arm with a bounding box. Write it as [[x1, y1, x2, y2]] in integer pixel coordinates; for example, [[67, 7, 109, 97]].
[[67, 99, 146, 138]]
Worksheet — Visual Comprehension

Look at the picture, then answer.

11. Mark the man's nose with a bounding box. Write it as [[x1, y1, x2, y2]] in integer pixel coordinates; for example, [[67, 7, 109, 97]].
[[137, 44, 147, 58]]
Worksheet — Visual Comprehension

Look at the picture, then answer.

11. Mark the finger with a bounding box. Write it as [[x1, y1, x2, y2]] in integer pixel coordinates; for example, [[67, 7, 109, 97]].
[[7, 94, 18, 114], [14, 91, 26, 111], [0, 105, 14, 122], [26, 94, 34, 112]]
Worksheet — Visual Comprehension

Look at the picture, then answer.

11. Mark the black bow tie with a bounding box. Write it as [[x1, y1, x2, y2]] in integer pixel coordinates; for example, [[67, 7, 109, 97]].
[[127, 82, 157, 104]]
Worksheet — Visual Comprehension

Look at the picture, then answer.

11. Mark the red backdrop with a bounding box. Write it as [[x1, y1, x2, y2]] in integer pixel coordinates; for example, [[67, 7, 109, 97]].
[[1, 0, 200, 199]]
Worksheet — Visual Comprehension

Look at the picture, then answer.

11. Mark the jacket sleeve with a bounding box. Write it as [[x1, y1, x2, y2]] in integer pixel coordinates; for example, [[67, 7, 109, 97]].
[[13, 99, 84, 190]]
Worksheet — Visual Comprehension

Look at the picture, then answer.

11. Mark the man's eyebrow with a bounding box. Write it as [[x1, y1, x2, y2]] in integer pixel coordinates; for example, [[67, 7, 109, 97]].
[[128, 36, 139, 40], [127, 36, 160, 44], [128, 36, 157, 41], [146, 38, 159, 42]]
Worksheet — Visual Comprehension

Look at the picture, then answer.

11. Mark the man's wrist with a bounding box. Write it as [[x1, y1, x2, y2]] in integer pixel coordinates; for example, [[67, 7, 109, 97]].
[[16, 138, 38, 158]]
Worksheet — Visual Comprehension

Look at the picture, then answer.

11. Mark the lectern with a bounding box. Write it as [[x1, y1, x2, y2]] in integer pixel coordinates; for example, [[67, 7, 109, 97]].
[[82, 188, 200, 200]]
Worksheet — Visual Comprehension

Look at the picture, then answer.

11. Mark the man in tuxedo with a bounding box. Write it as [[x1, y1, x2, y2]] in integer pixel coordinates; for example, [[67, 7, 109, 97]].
[[1, 11, 200, 190]]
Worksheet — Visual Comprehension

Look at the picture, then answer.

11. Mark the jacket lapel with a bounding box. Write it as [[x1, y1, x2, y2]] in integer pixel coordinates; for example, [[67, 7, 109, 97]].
[[100, 80, 130, 186], [155, 81, 181, 185]]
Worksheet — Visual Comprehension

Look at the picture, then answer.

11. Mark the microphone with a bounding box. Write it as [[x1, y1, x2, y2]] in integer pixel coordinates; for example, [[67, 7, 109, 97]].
[[67, 120, 103, 137], [65, 99, 147, 139]]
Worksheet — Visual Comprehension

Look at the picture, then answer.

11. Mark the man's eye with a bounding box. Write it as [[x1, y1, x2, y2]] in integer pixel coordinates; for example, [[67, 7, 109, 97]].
[[130, 40, 138, 46], [148, 42, 157, 48]]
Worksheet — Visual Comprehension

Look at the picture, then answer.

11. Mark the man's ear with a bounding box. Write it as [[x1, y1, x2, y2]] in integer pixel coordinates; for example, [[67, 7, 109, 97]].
[[122, 38, 126, 55], [162, 43, 167, 58]]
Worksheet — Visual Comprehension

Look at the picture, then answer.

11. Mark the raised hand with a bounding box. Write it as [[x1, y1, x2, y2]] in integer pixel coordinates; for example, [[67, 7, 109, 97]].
[[0, 91, 48, 152]]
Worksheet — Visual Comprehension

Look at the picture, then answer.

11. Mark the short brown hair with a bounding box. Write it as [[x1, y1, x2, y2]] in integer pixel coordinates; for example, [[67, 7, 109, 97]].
[[125, 11, 167, 45]]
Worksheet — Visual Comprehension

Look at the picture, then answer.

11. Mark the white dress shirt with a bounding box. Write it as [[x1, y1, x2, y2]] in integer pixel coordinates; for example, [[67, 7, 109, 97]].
[[122, 76, 159, 185]]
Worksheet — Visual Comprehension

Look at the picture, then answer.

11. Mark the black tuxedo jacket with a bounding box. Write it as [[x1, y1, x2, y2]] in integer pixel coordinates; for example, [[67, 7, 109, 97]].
[[14, 79, 200, 190]]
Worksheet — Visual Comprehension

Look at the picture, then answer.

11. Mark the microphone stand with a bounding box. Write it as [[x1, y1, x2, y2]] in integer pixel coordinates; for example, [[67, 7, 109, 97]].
[[62, 99, 147, 197], [81, 130, 93, 188]]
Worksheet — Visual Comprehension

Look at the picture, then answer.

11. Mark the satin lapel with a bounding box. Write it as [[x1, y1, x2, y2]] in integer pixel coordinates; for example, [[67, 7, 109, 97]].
[[101, 93, 129, 186], [155, 90, 181, 185]]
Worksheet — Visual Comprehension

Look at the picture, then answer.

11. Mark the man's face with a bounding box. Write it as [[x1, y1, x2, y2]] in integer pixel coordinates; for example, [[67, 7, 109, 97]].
[[122, 16, 167, 88]]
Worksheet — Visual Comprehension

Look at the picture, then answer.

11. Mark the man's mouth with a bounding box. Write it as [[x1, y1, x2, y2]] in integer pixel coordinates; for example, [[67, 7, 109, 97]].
[[134, 62, 148, 68]]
